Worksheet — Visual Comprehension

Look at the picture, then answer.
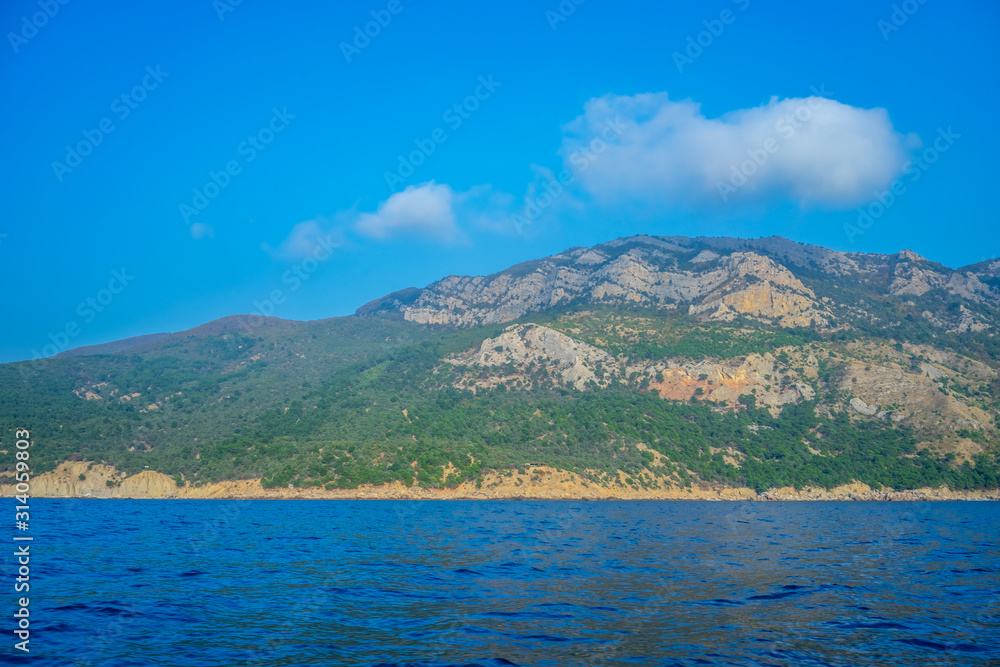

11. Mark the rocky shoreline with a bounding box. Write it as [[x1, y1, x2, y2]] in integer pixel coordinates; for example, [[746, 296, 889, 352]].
[[4, 462, 998, 501]]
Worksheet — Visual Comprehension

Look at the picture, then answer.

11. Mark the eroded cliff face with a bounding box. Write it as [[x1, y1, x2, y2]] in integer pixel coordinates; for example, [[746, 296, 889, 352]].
[[7, 461, 996, 501], [889, 250, 999, 304], [448, 323, 814, 410], [449, 324, 618, 391], [441, 319, 996, 459], [688, 282, 828, 328], [640, 353, 815, 409], [396, 248, 829, 330], [15, 462, 179, 498]]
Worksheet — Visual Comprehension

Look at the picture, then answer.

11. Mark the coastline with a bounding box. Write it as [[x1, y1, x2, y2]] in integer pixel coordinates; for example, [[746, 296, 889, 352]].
[[5, 461, 998, 501]]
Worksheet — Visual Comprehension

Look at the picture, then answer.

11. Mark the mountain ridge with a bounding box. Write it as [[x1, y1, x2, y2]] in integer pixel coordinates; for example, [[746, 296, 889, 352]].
[[354, 234, 999, 335], [46, 235, 999, 359], [3, 233, 998, 498]]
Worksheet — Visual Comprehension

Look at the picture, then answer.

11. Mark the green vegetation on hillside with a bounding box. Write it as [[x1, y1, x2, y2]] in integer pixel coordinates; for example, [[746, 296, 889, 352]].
[[538, 307, 820, 360], [2, 309, 996, 493]]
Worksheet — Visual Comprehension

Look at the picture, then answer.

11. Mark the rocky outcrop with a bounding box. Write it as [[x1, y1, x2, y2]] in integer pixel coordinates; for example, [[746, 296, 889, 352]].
[[356, 236, 999, 337], [448, 323, 816, 411], [637, 352, 814, 410], [379, 241, 833, 330], [688, 283, 827, 328], [686, 252, 831, 328], [948, 305, 990, 333], [838, 354, 992, 440], [889, 250, 1000, 305], [15, 462, 180, 499], [850, 397, 879, 416], [754, 482, 1000, 501], [449, 324, 620, 390], [8, 462, 996, 501], [444, 320, 997, 451]]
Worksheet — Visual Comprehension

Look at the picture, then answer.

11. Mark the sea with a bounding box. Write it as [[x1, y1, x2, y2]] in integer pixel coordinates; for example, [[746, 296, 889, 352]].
[[5, 499, 999, 666]]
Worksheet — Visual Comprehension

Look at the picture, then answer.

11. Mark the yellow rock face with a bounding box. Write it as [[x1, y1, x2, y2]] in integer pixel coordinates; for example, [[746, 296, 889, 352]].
[[691, 282, 828, 328], [5, 462, 995, 501]]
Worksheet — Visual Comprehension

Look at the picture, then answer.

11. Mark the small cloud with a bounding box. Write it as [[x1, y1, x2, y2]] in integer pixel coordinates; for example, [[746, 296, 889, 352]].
[[189, 223, 214, 239], [355, 182, 464, 244], [559, 92, 916, 209], [265, 217, 341, 260], [272, 183, 509, 255]]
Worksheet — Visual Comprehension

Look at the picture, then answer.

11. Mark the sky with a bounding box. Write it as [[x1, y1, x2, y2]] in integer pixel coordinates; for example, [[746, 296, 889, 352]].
[[1, 0, 998, 363]]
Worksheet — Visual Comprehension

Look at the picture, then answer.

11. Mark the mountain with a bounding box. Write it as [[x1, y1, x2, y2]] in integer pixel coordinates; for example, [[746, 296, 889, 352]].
[[2, 235, 998, 498], [54, 333, 171, 359], [358, 235, 999, 332]]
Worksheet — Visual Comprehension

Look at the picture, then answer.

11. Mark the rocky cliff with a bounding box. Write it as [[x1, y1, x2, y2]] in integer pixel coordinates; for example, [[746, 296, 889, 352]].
[[358, 235, 999, 334], [7, 461, 997, 501]]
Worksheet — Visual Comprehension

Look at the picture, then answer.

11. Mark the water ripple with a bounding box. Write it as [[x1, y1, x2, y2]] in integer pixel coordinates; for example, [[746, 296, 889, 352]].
[[7, 499, 1000, 666]]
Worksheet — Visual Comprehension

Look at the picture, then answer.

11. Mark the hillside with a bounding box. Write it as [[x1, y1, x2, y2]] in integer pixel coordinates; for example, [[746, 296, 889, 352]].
[[2, 235, 999, 497]]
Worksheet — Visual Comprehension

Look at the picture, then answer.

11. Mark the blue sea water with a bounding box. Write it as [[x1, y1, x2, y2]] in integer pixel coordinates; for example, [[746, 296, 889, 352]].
[[4, 500, 999, 666]]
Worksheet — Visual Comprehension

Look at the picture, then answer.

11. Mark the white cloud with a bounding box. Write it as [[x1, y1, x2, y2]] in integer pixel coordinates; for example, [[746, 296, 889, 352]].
[[272, 92, 914, 250], [269, 183, 491, 259], [355, 182, 464, 243], [265, 218, 341, 260], [559, 92, 916, 208]]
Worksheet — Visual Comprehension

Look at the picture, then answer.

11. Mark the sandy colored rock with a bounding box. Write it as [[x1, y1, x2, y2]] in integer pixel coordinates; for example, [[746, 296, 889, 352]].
[[6, 462, 996, 501]]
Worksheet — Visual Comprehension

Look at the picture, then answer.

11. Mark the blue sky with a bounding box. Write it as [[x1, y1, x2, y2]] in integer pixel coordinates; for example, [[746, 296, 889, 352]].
[[1, 0, 998, 362]]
